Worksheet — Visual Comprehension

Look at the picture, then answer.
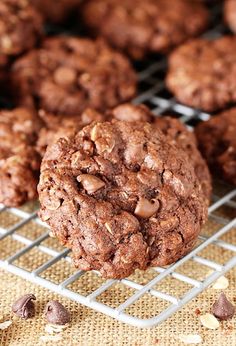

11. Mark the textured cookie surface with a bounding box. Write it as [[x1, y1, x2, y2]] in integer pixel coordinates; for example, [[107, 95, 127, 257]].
[[81, 0, 209, 59], [153, 116, 212, 203], [195, 108, 236, 186], [33, 0, 81, 23], [11, 37, 137, 116], [224, 0, 236, 33], [166, 36, 236, 112], [0, 108, 42, 207], [0, 0, 43, 66], [39, 119, 207, 279], [36, 108, 105, 156], [108, 104, 212, 203]]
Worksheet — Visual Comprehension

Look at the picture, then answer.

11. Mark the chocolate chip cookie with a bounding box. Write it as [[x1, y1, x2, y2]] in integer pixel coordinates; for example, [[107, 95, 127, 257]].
[[195, 108, 236, 185], [11, 37, 137, 117], [0, 0, 43, 67], [38, 119, 207, 279], [224, 0, 236, 33], [166, 36, 236, 112], [0, 108, 42, 207], [33, 0, 81, 23], [80, 0, 209, 59]]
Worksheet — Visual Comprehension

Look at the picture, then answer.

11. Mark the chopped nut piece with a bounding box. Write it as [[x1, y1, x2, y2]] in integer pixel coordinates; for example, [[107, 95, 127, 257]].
[[200, 313, 220, 329], [178, 334, 203, 344], [212, 292, 235, 321], [0, 321, 12, 330], [77, 174, 105, 194], [105, 222, 113, 234], [212, 276, 229, 289], [134, 197, 159, 218]]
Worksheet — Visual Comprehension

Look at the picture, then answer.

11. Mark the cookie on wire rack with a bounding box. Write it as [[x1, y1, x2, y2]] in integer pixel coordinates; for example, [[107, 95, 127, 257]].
[[38, 106, 208, 279]]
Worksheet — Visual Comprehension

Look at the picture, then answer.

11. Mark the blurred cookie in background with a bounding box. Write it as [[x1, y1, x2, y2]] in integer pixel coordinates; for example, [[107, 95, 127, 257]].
[[195, 108, 236, 186], [80, 0, 209, 59], [11, 37, 137, 118]]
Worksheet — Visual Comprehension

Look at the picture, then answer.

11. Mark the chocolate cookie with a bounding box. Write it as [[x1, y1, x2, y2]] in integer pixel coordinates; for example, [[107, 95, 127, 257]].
[[33, 0, 81, 23], [224, 0, 236, 33], [166, 36, 236, 112], [108, 104, 212, 203], [0, 108, 42, 207], [0, 0, 43, 67], [11, 37, 137, 117], [80, 0, 209, 59], [195, 108, 236, 186], [38, 119, 207, 279]]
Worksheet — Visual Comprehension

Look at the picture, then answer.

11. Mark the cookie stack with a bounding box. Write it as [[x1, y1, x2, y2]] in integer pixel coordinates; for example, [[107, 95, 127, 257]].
[[1, 0, 235, 279]]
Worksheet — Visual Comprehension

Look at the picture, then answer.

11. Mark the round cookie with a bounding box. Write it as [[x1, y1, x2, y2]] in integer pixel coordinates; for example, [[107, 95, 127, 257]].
[[80, 0, 209, 59], [224, 0, 236, 33], [195, 108, 236, 186], [11, 37, 137, 118], [108, 104, 212, 203], [38, 119, 207, 279], [0, 108, 42, 207], [33, 0, 81, 23], [166, 36, 236, 112], [0, 0, 43, 67]]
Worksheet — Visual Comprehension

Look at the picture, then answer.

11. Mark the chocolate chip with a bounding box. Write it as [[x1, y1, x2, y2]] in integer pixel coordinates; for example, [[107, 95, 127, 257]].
[[77, 174, 105, 194], [12, 294, 36, 319], [54, 66, 77, 87], [134, 197, 159, 218], [212, 292, 235, 321], [45, 301, 71, 325]]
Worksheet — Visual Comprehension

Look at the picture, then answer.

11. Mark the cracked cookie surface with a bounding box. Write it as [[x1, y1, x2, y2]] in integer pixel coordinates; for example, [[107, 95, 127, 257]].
[[0, 108, 42, 207], [80, 0, 209, 59], [38, 119, 207, 278], [166, 36, 236, 112], [195, 108, 236, 186], [11, 37, 137, 117]]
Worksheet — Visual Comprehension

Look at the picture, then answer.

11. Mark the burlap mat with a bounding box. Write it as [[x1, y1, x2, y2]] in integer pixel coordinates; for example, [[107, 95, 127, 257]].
[[0, 189, 235, 346]]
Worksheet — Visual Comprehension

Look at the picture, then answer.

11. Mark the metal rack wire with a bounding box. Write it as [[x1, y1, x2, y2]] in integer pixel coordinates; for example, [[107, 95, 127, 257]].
[[0, 2, 235, 328]]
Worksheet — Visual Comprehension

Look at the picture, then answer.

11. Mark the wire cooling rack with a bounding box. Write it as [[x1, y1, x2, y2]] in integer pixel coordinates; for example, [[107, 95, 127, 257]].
[[0, 2, 236, 328]]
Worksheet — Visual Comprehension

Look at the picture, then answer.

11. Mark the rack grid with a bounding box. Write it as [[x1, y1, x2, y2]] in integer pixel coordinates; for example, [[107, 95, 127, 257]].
[[0, 2, 236, 328]]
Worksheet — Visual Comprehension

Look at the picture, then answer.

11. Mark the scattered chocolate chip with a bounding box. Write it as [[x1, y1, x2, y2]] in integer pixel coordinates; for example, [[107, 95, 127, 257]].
[[195, 308, 201, 316], [45, 301, 71, 325], [212, 292, 235, 321], [12, 294, 36, 319]]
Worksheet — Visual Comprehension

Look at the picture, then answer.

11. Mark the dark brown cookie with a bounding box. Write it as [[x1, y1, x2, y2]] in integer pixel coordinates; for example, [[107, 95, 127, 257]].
[[0, 108, 42, 207], [80, 0, 209, 59], [166, 36, 236, 112], [32, 0, 81, 23], [108, 104, 212, 203], [11, 37, 137, 118], [38, 119, 207, 279], [224, 0, 236, 33], [0, 0, 43, 67], [195, 108, 236, 186]]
